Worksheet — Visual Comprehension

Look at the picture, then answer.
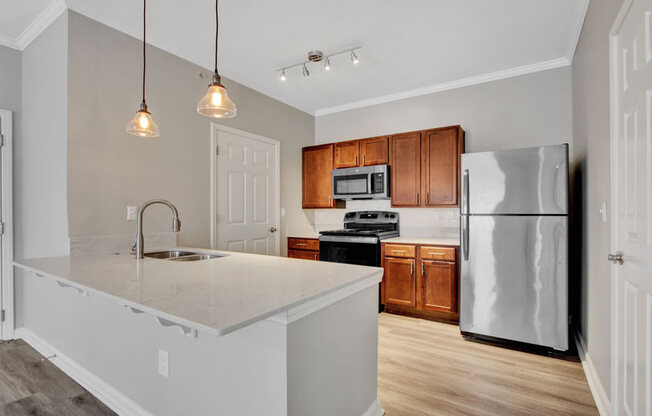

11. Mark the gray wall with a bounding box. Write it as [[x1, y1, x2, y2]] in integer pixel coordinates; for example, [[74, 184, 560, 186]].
[[315, 67, 573, 153], [571, 0, 621, 396], [17, 12, 69, 259], [0, 45, 21, 113], [67, 12, 314, 255]]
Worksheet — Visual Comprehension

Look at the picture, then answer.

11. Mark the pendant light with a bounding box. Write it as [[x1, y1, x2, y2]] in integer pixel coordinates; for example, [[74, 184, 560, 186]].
[[126, 0, 159, 137], [197, 0, 236, 118]]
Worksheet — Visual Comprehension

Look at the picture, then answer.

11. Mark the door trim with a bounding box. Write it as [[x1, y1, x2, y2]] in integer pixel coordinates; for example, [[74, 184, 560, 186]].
[[210, 123, 281, 256], [609, 0, 634, 413], [0, 109, 14, 340]]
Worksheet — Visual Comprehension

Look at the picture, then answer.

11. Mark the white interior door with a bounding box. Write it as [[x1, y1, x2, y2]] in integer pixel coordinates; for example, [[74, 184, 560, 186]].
[[610, 1, 652, 414], [213, 125, 279, 255]]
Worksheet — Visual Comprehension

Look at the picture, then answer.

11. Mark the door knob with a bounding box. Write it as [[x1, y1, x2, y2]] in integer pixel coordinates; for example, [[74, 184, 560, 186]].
[[269, 227, 277, 233], [608, 252, 624, 265]]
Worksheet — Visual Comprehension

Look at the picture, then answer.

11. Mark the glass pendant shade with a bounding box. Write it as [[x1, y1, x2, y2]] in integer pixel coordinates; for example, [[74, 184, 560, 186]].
[[197, 81, 236, 118], [126, 107, 159, 137]]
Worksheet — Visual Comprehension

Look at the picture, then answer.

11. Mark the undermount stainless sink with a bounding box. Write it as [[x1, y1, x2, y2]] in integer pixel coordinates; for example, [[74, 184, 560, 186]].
[[144, 250, 223, 261]]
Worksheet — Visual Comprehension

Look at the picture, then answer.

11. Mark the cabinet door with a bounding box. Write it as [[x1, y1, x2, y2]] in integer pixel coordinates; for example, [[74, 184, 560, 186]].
[[422, 127, 463, 206], [420, 260, 457, 312], [390, 132, 421, 206], [383, 257, 416, 307], [288, 249, 319, 261], [302, 144, 335, 208], [360, 136, 389, 166], [334, 140, 360, 168]]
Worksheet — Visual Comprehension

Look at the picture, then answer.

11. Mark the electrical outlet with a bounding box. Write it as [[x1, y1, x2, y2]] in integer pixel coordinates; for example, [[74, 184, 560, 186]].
[[127, 206, 137, 221], [158, 349, 169, 377]]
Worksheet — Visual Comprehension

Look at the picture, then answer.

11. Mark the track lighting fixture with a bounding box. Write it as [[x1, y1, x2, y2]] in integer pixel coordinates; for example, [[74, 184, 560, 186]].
[[350, 50, 359, 64], [276, 47, 361, 81]]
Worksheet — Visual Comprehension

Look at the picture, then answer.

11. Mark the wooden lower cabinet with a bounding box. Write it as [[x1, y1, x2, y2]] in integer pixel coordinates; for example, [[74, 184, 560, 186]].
[[382, 242, 459, 323], [287, 238, 319, 261], [383, 257, 416, 307], [420, 260, 456, 313]]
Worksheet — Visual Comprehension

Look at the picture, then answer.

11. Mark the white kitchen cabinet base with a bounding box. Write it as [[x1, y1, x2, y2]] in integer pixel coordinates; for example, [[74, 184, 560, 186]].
[[13, 269, 381, 416]]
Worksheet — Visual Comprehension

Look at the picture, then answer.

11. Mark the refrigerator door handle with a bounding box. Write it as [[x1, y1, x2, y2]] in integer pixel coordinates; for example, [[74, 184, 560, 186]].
[[462, 214, 469, 261], [462, 169, 469, 215]]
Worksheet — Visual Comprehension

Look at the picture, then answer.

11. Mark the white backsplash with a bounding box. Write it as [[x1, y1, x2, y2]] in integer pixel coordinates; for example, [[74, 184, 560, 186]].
[[313, 200, 460, 238], [70, 232, 178, 255]]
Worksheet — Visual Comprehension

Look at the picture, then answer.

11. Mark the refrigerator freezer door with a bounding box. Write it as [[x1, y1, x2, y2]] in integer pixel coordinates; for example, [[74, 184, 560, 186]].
[[461, 144, 568, 215], [460, 215, 568, 350]]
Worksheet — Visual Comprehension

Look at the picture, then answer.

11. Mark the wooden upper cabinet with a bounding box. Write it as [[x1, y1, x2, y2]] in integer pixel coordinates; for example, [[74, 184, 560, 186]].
[[422, 127, 464, 206], [302, 144, 336, 208], [334, 140, 360, 169], [383, 257, 416, 307], [420, 260, 457, 313], [390, 132, 421, 206], [360, 136, 389, 166]]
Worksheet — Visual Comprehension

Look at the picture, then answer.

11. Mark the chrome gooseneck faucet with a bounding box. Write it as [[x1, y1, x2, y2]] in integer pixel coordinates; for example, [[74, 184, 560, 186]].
[[135, 199, 181, 259]]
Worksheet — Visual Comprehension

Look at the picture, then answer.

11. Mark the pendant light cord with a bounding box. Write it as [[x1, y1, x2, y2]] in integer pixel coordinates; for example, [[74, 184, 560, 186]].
[[214, 0, 219, 74], [142, 0, 147, 104]]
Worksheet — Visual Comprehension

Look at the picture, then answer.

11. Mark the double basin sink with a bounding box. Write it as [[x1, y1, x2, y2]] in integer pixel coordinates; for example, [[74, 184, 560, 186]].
[[144, 250, 224, 262]]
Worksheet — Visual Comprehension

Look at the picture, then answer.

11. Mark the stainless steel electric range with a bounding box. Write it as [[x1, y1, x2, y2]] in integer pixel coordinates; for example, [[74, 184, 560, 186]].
[[319, 211, 399, 311]]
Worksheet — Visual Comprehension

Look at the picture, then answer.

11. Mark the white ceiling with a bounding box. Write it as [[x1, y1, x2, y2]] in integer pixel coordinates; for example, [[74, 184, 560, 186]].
[[1, 0, 589, 115]]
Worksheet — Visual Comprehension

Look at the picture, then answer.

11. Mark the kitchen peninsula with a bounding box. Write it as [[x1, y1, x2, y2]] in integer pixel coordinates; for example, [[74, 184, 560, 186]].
[[13, 249, 384, 416]]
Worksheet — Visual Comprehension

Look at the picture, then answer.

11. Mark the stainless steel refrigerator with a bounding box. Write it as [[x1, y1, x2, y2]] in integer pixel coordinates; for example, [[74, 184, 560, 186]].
[[460, 144, 569, 351]]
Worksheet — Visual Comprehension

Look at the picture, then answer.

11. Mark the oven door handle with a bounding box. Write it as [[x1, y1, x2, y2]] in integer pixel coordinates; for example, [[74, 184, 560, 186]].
[[318, 235, 380, 244]]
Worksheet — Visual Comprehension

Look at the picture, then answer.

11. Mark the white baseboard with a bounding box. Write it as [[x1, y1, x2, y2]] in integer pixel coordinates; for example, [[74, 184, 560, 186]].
[[362, 399, 385, 416], [15, 328, 152, 416], [574, 332, 611, 416]]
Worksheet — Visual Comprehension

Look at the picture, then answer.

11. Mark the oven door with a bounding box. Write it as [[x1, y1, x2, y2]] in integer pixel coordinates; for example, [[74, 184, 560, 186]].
[[332, 173, 371, 199], [318, 236, 381, 266]]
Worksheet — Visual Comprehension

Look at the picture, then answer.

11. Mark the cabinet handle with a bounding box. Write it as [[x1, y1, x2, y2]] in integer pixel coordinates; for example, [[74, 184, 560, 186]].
[[410, 262, 414, 275], [313, 253, 318, 260], [295, 243, 308, 247], [417, 193, 420, 205], [422, 262, 425, 275], [363, 154, 366, 165], [355, 154, 358, 165], [427, 192, 430, 204], [392, 250, 406, 254]]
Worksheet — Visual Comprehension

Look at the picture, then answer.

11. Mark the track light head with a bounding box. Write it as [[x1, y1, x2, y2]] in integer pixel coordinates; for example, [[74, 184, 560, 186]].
[[280, 69, 286, 81], [350, 50, 359, 64], [302, 64, 310, 77], [324, 58, 331, 71]]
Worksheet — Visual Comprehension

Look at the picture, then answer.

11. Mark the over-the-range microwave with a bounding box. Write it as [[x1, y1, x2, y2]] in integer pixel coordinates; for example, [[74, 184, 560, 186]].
[[331, 165, 390, 200]]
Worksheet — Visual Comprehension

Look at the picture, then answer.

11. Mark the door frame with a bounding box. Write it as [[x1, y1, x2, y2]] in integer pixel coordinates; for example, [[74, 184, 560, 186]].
[[210, 123, 281, 256], [0, 109, 14, 340], [609, 0, 635, 412]]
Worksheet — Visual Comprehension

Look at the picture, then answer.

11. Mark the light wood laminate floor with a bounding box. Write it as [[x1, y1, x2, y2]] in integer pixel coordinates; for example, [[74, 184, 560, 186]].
[[1, 315, 598, 416], [378, 312, 599, 416]]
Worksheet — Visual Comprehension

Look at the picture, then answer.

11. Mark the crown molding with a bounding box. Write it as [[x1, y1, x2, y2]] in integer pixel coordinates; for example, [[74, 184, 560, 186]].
[[0, 0, 67, 51], [0, 35, 20, 50], [568, 0, 590, 63], [314, 57, 571, 116]]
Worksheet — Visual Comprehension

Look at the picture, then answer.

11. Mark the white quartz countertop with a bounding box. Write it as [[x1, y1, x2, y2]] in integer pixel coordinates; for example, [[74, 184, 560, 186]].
[[287, 232, 320, 239], [383, 237, 460, 246], [14, 248, 382, 337]]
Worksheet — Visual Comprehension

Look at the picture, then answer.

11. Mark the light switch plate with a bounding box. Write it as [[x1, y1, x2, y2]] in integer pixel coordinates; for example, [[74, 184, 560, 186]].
[[158, 349, 169, 377], [127, 206, 137, 221]]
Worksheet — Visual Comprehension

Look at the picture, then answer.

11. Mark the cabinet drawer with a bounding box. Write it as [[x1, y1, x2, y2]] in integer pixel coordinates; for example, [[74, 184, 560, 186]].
[[420, 246, 456, 261], [288, 249, 319, 261], [384, 244, 416, 258], [288, 238, 319, 251]]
